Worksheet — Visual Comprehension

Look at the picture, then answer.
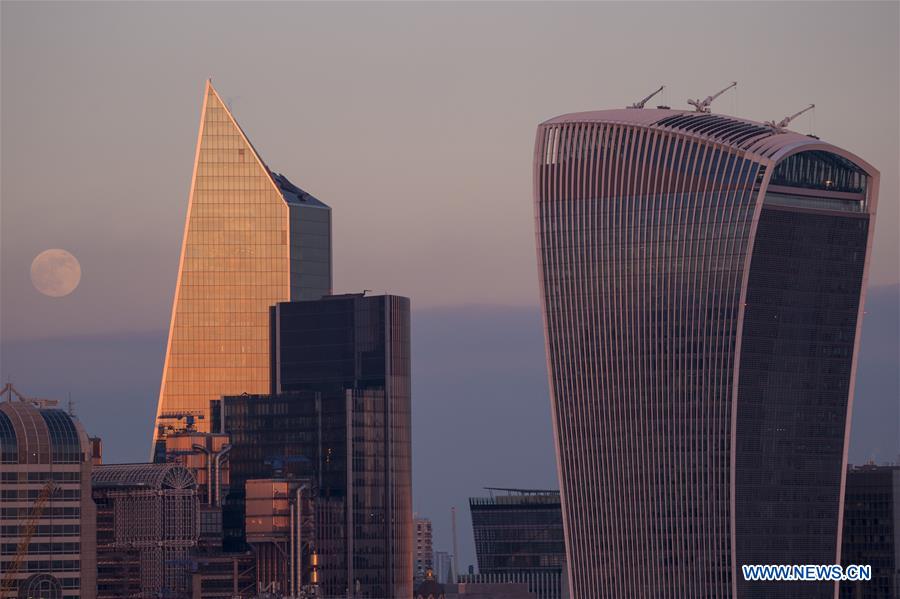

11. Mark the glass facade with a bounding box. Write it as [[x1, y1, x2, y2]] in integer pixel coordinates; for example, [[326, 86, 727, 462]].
[[839, 466, 900, 598], [734, 205, 870, 599], [153, 81, 331, 445], [469, 490, 566, 599], [222, 293, 412, 599], [534, 109, 877, 598]]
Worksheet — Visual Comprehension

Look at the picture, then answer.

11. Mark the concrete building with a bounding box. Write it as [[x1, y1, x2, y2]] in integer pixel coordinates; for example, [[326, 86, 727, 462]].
[[0, 384, 97, 599], [840, 464, 900, 598], [534, 106, 878, 597], [152, 80, 332, 452], [415, 517, 435, 584], [92, 463, 199, 598]]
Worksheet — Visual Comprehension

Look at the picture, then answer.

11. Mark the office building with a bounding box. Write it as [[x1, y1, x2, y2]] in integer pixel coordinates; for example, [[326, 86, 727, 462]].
[[534, 107, 879, 597], [92, 463, 199, 598], [469, 489, 565, 599], [840, 464, 899, 598], [221, 292, 413, 598], [153, 80, 332, 450], [416, 517, 435, 583], [0, 384, 97, 599]]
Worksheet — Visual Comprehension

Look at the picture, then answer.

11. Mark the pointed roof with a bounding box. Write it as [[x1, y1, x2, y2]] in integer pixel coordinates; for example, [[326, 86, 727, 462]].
[[205, 80, 327, 208]]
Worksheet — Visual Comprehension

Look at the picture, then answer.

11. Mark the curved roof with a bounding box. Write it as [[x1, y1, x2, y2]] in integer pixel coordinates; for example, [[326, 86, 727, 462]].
[[0, 400, 90, 465], [92, 462, 197, 490], [541, 108, 877, 175]]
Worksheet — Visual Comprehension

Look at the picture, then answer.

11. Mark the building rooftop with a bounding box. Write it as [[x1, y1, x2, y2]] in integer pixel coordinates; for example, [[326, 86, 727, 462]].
[[540, 108, 876, 169]]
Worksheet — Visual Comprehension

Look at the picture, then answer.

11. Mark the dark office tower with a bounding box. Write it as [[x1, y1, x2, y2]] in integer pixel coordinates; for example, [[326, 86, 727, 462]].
[[468, 489, 566, 599], [840, 465, 899, 598], [224, 293, 413, 598], [153, 80, 331, 449], [534, 109, 879, 598]]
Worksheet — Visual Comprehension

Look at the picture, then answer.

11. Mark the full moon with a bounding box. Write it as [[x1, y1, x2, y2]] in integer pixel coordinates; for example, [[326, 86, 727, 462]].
[[30, 249, 82, 297]]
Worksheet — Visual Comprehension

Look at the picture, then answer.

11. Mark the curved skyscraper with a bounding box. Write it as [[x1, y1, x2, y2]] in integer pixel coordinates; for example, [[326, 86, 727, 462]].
[[533, 109, 878, 598], [153, 81, 331, 451]]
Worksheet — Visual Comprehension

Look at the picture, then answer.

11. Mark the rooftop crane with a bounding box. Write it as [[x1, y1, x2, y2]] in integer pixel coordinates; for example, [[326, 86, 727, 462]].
[[0, 382, 58, 408], [628, 85, 665, 109], [687, 81, 737, 113], [0, 481, 57, 597], [765, 103, 815, 133]]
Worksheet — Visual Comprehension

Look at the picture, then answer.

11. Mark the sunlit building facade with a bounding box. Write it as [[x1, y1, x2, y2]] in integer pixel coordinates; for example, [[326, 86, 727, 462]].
[[534, 109, 879, 598], [0, 389, 97, 599], [153, 80, 331, 449]]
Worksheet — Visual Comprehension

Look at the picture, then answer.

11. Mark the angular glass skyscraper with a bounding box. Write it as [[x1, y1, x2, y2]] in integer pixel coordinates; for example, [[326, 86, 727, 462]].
[[153, 81, 331, 448], [533, 109, 878, 598]]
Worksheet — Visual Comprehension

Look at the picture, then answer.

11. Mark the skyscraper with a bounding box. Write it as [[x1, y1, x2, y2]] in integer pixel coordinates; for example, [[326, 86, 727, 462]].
[[153, 80, 331, 449], [221, 293, 413, 598], [534, 108, 878, 597], [468, 489, 565, 599]]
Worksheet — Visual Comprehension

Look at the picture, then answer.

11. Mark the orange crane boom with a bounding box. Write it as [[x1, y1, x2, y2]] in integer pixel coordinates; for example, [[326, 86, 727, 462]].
[[0, 481, 57, 597]]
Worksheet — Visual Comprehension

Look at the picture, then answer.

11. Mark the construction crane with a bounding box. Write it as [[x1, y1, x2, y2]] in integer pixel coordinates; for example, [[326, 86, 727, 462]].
[[765, 103, 815, 133], [628, 85, 664, 109], [0, 383, 58, 408], [0, 481, 57, 597], [688, 81, 737, 113]]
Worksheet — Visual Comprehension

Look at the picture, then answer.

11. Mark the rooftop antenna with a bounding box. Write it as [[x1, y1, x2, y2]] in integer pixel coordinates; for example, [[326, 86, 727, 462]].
[[688, 81, 737, 113], [765, 104, 815, 133], [628, 85, 664, 109]]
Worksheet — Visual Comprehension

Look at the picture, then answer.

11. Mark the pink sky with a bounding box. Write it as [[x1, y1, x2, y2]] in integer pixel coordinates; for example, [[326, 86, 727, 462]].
[[2, 1, 898, 340]]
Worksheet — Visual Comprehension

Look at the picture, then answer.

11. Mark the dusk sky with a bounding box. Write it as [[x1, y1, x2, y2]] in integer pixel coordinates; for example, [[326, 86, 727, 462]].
[[2, 1, 898, 570]]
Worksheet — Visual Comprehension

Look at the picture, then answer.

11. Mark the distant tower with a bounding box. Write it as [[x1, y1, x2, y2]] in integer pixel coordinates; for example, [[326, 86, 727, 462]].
[[152, 80, 331, 453], [451, 506, 460, 583], [534, 108, 878, 597], [414, 516, 435, 584]]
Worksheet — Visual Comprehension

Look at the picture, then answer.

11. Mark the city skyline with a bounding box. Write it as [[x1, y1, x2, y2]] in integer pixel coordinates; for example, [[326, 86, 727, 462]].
[[2, 0, 898, 580]]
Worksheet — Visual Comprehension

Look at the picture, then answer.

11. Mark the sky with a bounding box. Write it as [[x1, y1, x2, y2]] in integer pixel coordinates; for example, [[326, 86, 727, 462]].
[[1, 1, 898, 571]]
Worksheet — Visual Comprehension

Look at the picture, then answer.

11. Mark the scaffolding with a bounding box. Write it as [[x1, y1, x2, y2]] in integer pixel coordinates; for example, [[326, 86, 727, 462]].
[[92, 463, 199, 598]]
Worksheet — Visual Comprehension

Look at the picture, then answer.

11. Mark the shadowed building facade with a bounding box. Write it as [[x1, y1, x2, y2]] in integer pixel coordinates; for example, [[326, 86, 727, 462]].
[[534, 109, 878, 598], [468, 489, 566, 599], [220, 293, 413, 599], [152, 80, 331, 451]]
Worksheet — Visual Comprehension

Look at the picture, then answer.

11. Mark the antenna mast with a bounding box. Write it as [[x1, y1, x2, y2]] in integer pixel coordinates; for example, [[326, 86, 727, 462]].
[[765, 104, 815, 132], [688, 81, 737, 113], [628, 85, 665, 109]]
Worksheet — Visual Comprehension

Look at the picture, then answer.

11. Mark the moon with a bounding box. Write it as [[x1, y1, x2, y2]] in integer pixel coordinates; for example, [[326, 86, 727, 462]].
[[30, 249, 82, 297]]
